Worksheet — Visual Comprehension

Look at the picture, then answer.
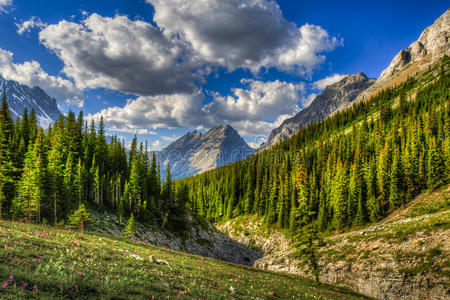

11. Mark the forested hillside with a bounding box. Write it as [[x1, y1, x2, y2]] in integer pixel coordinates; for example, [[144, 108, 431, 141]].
[[181, 56, 450, 235], [0, 99, 188, 231], [0, 56, 448, 244]]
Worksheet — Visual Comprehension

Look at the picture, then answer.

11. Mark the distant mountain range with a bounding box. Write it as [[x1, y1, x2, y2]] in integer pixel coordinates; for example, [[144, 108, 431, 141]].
[[0, 74, 61, 127], [157, 125, 254, 179]]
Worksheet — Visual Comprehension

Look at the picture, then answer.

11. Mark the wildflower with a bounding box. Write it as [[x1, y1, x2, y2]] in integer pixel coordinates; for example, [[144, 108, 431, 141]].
[[33, 284, 38, 292], [22, 282, 28, 288], [178, 293, 181, 298], [9, 275, 14, 281], [2, 282, 8, 289]]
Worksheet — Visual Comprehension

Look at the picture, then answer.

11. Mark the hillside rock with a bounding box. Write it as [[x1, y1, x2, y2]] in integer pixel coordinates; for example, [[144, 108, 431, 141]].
[[254, 211, 449, 300], [158, 125, 254, 179], [264, 73, 375, 148], [356, 9, 450, 102], [88, 211, 262, 266], [0, 74, 61, 127]]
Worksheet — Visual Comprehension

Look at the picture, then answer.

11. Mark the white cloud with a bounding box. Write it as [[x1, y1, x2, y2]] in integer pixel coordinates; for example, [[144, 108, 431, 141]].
[[312, 73, 347, 90], [148, 0, 341, 74], [88, 91, 206, 133], [16, 17, 47, 35], [161, 135, 179, 142], [151, 140, 163, 150], [91, 79, 306, 137], [39, 13, 202, 96], [0, 0, 12, 12], [0, 48, 83, 106]]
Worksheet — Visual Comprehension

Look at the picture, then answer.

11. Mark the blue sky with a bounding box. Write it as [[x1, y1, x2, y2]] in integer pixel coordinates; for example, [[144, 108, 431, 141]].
[[0, 0, 447, 149]]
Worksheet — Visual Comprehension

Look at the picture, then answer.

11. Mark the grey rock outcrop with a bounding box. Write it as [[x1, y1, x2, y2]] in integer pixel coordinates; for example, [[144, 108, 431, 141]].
[[89, 211, 262, 266], [356, 9, 450, 102], [264, 73, 375, 148], [0, 74, 61, 127], [158, 125, 255, 179]]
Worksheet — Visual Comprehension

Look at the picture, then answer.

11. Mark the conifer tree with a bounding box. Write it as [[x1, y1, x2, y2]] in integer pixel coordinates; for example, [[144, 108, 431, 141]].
[[331, 161, 348, 230], [389, 148, 403, 209], [13, 144, 44, 223], [124, 213, 136, 238], [68, 203, 91, 235], [48, 131, 65, 224], [428, 138, 444, 187]]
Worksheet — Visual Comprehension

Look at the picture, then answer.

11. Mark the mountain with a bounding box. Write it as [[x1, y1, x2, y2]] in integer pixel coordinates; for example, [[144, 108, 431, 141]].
[[355, 8, 450, 102], [0, 74, 61, 127], [264, 9, 449, 149], [264, 73, 376, 148], [158, 125, 255, 179]]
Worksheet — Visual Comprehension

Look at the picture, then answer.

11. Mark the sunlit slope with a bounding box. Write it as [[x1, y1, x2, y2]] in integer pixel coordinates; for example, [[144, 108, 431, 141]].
[[0, 221, 367, 299]]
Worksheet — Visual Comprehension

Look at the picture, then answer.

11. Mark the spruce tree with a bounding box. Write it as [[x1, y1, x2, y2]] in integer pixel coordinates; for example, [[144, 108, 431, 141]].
[[124, 213, 136, 238], [68, 203, 91, 235]]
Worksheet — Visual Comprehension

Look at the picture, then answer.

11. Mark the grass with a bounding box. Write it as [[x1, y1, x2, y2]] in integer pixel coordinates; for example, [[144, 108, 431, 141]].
[[0, 220, 368, 299]]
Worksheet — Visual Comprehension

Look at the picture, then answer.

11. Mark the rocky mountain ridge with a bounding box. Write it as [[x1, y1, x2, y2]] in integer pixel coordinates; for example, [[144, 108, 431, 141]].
[[0, 74, 61, 127], [158, 125, 254, 179], [355, 9, 450, 103], [264, 73, 376, 148]]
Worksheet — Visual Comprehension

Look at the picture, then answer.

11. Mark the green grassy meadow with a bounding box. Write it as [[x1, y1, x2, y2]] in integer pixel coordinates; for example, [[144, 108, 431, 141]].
[[0, 220, 368, 299]]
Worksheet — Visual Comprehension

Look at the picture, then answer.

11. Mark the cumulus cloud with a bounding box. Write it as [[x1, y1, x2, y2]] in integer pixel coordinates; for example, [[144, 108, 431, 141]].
[[0, 0, 12, 12], [312, 73, 347, 90], [151, 140, 163, 150], [0, 48, 83, 106], [39, 13, 202, 96], [161, 135, 179, 142], [205, 79, 303, 123], [16, 17, 47, 35], [91, 79, 305, 137], [88, 91, 206, 133], [148, 0, 342, 74]]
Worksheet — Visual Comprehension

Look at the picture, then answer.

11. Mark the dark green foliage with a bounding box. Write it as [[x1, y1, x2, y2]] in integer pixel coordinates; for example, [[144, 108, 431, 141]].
[[180, 57, 450, 235], [0, 103, 187, 232], [124, 212, 136, 238], [67, 203, 91, 235], [0, 57, 448, 241]]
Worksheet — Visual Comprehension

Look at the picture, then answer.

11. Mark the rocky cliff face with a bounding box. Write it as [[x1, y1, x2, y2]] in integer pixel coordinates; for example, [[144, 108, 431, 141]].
[[158, 125, 255, 179], [264, 73, 375, 148], [0, 74, 61, 127], [356, 9, 450, 102]]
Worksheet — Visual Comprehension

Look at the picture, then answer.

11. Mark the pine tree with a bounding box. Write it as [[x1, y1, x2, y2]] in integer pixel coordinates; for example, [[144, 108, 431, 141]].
[[124, 213, 136, 238], [377, 142, 390, 214], [428, 138, 444, 187], [73, 158, 86, 206], [331, 161, 348, 230], [68, 203, 91, 235], [47, 131, 65, 225], [13, 144, 45, 223], [389, 148, 403, 209]]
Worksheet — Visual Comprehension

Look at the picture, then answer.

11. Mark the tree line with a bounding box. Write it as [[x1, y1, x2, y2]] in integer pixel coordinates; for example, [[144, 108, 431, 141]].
[[0, 57, 448, 238], [180, 57, 450, 234], [0, 98, 189, 231]]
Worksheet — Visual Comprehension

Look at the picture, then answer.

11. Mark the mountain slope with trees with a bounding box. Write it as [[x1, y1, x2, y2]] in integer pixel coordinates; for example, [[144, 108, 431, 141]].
[[180, 56, 450, 237]]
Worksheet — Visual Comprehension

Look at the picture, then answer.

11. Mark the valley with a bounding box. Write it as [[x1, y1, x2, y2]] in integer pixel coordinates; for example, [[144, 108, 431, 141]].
[[0, 4, 448, 300]]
